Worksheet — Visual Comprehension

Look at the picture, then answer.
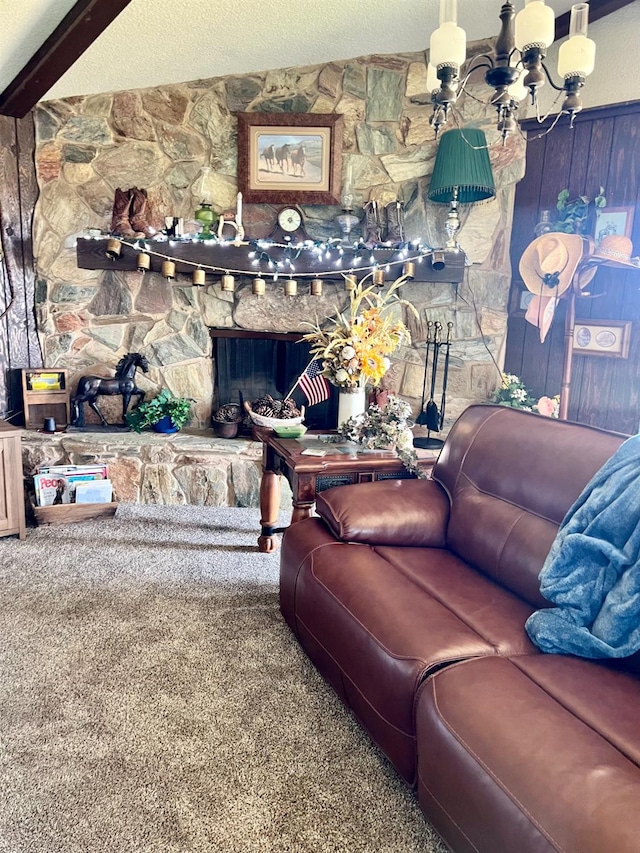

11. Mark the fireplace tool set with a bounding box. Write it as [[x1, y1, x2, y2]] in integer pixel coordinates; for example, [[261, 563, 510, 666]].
[[414, 320, 454, 450]]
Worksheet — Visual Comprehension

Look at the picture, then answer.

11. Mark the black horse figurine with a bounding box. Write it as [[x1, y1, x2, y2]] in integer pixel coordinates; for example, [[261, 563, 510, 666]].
[[71, 352, 149, 427]]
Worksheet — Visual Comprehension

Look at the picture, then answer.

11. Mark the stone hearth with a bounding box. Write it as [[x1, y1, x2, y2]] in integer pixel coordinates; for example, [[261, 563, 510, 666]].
[[21, 429, 292, 509]]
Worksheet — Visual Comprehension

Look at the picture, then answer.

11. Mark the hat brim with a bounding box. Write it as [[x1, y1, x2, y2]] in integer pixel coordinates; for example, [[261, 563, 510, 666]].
[[582, 255, 640, 270], [519, 234, 584, 298]]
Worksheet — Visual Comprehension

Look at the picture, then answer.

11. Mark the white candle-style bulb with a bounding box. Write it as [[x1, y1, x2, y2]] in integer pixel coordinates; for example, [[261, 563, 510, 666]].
[[515, 0, 555, 51], [558, 4, 595, 80], [508, 69, 529, 102], [430, 19, 466, 69], [236, 192, 243, 224], [558, 33, 595, 78]]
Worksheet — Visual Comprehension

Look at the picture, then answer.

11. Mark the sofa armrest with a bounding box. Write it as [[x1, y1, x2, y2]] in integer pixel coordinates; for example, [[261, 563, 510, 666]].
[[315, 478, 450, 547]]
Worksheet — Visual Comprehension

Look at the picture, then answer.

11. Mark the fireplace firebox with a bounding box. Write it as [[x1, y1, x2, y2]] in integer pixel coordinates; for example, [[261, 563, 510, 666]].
[[210, 329, 337, 430]]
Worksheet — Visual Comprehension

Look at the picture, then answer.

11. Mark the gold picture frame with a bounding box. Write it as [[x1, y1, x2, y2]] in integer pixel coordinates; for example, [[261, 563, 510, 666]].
[[572, 319, 631, 359], [237, 112, 344, 204]]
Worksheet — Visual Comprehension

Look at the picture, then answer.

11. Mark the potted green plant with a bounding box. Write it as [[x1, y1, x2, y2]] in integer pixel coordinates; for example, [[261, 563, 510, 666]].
[[554, 187, 606, 234], [125, 389, 194, 434]]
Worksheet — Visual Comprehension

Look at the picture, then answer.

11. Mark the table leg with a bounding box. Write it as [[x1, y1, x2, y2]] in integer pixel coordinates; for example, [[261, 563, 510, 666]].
[[258, 469, 282, 553], [291, 504, 313, 524]]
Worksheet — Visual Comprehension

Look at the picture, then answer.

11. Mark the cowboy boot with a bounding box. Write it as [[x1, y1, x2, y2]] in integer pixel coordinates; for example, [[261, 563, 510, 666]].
[[384, 201, 405, 244], [129, 187, 157, 238], [110, 187, 136, 238], [362, 201, 383, 247]]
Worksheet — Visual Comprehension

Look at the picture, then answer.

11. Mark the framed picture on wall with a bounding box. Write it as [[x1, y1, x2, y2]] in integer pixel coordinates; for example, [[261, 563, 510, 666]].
[[572, 319, 631, 359], [237, 113, 344, 204], [593, 206, 634, 244]]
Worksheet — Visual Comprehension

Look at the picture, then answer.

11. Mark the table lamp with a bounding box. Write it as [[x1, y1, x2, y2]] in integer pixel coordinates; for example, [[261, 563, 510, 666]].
[[428, 128, 496, 249]]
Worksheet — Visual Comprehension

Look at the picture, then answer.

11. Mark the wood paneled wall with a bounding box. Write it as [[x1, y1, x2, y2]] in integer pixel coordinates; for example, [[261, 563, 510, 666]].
[[0, 113, 41, 421], [505, 102, 640, 435]]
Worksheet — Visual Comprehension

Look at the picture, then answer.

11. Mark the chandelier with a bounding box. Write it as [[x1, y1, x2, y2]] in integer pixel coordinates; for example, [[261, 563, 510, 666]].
[[429, 0, 596, 141]]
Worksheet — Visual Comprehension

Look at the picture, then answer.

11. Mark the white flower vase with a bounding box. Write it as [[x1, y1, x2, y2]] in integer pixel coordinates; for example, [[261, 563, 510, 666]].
[[338, 387, 366, 428]]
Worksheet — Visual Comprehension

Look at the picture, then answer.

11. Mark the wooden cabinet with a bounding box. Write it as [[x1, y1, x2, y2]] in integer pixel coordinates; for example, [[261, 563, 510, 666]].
[[21, 369, 70, 430], [0, 421, 26, 540]]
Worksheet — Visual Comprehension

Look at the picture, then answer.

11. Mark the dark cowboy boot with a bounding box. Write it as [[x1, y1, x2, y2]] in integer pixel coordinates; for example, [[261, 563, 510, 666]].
[[362, 200, 383, 247], [384, 201, 405, 244], [129, 187, 157, 238], [110, 187, 136, 238]]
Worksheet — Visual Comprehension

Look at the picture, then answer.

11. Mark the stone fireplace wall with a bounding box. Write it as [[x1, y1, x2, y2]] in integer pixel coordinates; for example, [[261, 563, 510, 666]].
[[32, 45, 525, 430]]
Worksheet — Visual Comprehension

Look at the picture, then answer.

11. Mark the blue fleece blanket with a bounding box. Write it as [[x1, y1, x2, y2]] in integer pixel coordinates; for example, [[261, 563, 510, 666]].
[[525, 433, 640, 658]]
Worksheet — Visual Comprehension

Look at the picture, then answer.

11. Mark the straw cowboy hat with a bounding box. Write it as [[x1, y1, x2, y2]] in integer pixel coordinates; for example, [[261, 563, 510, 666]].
[[584, 234, 640, 270], [519, 233, 586, 298]]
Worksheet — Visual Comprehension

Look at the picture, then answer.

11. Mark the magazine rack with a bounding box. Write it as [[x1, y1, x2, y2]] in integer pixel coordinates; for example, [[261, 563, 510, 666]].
[[21, 369, 71, 430]]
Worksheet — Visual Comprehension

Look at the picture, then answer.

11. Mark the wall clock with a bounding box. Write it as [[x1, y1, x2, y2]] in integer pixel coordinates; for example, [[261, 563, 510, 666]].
[[270, 206, 311, 243]]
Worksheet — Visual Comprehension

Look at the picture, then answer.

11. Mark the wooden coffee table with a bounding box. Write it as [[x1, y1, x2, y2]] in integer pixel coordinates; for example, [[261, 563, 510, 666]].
[[254, 427, 437, 552]]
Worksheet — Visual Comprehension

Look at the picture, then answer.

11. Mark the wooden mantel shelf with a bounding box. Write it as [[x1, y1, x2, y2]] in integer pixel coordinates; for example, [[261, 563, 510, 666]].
[[76, 238, 466, 284]]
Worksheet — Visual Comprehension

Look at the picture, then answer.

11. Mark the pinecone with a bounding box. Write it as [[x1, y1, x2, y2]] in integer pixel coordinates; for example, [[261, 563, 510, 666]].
[[213, 403, 242, 423], [251, 394, 300, 419]]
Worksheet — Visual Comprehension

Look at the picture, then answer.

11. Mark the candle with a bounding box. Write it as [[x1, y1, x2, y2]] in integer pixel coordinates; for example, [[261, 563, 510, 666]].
[[236, 192, 243, 226]]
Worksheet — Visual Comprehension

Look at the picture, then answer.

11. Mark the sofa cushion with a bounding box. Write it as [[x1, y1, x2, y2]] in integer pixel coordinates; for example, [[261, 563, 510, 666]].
[[315, 478, 450, 547], [433, 405, 626, 607], [416, 655, 640, 853], [281, 518, 538, 784]]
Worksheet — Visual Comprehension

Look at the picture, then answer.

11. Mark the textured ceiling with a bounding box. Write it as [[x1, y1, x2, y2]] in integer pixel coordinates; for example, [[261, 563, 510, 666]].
[[0, 0, 580, 103]]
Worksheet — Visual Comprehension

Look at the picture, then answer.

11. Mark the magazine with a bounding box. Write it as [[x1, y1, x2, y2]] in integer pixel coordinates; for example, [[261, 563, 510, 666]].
[[74, 480, 113, 504], [33, 464, 110, 506]]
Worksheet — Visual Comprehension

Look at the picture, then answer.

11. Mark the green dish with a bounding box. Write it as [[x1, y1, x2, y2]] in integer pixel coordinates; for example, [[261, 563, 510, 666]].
[[273, 424, 307, 438]]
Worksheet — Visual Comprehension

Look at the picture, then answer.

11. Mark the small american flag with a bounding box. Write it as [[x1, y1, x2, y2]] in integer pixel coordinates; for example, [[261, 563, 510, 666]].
[[298, 359, 330, 406]]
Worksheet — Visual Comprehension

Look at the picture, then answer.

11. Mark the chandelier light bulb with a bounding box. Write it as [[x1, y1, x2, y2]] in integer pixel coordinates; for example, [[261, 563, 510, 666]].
[[430, 21, 467, 70], [515, 0, 554, 51], [508, 69, 529, 103], [558, 5, 595, 79]]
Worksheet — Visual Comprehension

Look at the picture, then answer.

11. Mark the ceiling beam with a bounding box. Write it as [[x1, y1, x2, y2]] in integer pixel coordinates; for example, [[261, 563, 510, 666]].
[[555, 0, 635, 40], [0, 0, 133, 119]]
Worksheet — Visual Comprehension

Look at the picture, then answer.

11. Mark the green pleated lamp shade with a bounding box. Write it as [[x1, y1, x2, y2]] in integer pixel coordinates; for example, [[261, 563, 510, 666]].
[[428, 128, 496, 204]]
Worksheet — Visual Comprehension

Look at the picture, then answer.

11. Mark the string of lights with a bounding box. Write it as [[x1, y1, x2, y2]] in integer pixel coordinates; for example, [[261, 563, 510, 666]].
[[98, 233, 454, 296]]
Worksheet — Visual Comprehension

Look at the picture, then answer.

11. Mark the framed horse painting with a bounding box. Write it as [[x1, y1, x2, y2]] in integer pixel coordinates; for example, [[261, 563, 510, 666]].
[[237, 113, 343, 204]]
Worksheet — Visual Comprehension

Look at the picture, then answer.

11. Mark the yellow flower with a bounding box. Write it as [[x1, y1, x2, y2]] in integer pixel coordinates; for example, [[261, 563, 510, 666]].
[[361, 349, 387, 384], [301, 275, 418, 389]]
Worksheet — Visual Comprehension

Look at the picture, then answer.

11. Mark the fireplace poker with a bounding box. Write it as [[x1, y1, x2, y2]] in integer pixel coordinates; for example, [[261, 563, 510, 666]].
[[416, 320, 433, 427]]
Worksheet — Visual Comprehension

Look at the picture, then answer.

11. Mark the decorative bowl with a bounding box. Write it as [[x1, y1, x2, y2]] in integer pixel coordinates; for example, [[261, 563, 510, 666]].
[[244, 402, 305, 430], [273, 424, 308, 439]]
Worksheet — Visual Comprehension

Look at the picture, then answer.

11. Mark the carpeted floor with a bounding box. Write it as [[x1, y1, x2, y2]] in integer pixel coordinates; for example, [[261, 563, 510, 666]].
[[0, 505, 447, 853]]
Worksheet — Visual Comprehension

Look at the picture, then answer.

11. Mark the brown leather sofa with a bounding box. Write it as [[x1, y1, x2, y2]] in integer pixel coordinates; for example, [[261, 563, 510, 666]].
[[279, 404, 640, 852]]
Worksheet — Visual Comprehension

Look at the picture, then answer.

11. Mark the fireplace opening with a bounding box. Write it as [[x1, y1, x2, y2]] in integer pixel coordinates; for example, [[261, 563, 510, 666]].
[[210, 329, 338, 430]]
